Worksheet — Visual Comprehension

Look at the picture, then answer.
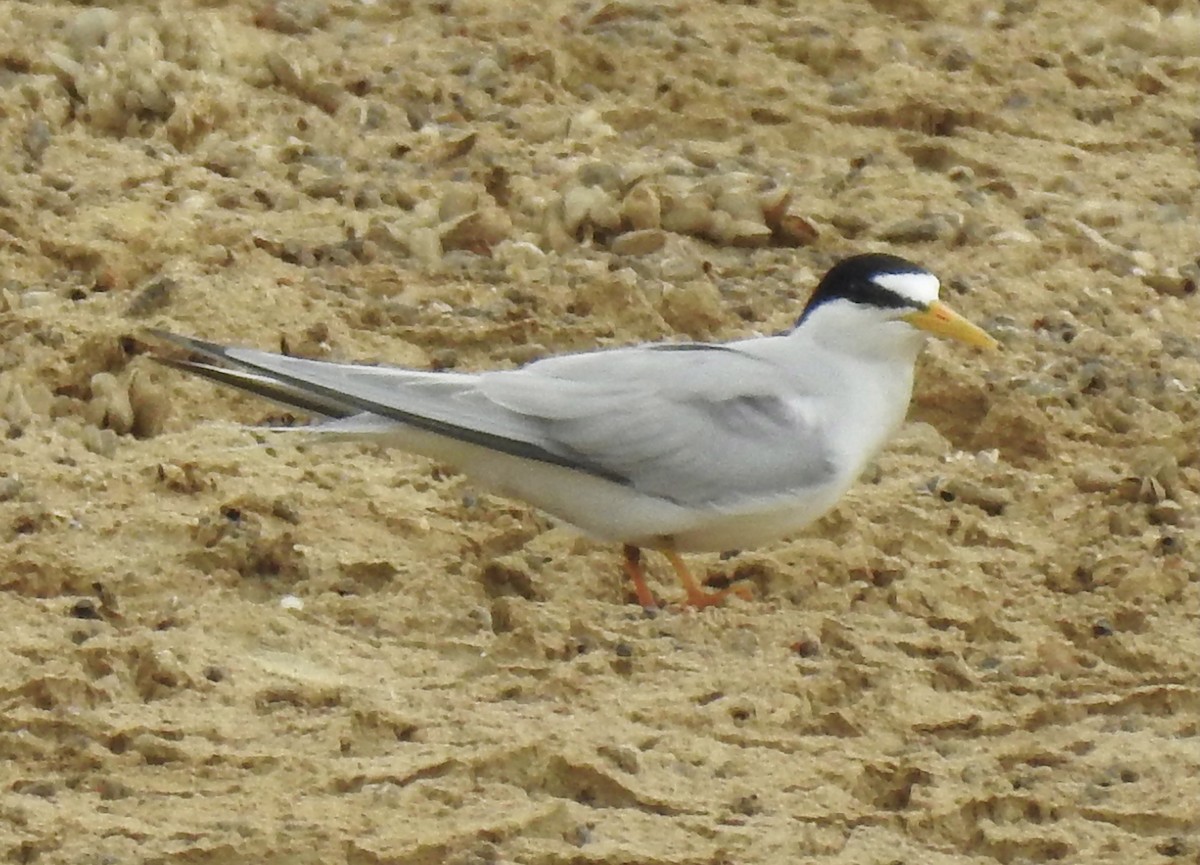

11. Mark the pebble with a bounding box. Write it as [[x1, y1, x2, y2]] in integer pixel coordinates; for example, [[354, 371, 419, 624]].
[[265, 51, 343, 114], [662, 192, 715, 236], [877, 213, 957, 243], [775, 211, 820, 246], [827, 81, 868, 106], [939, 43, 975, 71], [0, 475, 23, 502], [713, 185, 763, 223], [938, 478, 1011, 516], [1142, 269, 1196, 297], [1149, 501, 1186, 527], [81, 426, 119, 458], [621, 183, 661, 231], [708, 212, 772, 247], [440, 209, 511, 253], [575, 161, 624, 190], [125, 277, 178, 318], [46, 52, 84, 92], [561, 184, 621, 237], [611, 228, 667, 256], [64, 7, 119, 56], [128, 370, 171, 439], [279, 594, 305, 611], [439, 184, 479, 222], [22, 118, 51, 164], [598, 743, 640, 774], [469, 56, 505, 93], [494, 239, 547, 274], [254, 0, 330, 34], [3, 382, 34, 428], [86, 374, 129, 435], [407, 226, 443, 267], [682, 142, 726, 169], [565, 108, 616, 142]]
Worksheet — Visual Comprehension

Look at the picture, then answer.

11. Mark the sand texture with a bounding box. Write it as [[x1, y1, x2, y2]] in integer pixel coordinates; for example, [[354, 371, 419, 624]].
[[2, 0, 1200, 862]]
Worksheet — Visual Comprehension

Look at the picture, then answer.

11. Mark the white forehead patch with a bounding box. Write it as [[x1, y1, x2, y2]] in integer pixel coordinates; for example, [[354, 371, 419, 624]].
[[872, 271, 940, 305]]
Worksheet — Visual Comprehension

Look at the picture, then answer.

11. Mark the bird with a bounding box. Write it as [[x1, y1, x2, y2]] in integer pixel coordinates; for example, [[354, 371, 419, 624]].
[[148, 253, 997, 609]]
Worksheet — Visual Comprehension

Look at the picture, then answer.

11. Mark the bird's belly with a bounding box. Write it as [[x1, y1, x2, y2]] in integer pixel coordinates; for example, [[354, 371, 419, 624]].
[[486, 460, 857, 553], [660, 476, 853, 552], [378, 425, 862, 554]]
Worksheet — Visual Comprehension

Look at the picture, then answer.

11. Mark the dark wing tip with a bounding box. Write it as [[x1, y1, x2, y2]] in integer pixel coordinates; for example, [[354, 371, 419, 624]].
[[144, 330, 357, 420], [143, 329, 237, 363]]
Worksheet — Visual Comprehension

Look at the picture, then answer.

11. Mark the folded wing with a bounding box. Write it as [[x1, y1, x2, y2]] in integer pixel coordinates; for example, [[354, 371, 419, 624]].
[[480, 344, 836, 506], [151, 332, 835, 507]]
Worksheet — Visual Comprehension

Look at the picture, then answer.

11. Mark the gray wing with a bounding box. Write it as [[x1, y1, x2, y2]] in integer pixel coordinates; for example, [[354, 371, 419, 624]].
[[149, 330, 628, 481], [151, 332, 835, 506], [478, 343, 836, 506]]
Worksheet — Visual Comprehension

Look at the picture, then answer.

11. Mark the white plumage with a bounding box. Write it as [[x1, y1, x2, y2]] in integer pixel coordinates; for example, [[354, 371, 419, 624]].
[[152, 253, 997, 608]]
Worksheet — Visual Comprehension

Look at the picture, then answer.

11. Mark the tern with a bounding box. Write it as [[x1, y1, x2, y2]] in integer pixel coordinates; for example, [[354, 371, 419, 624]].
[[150, 253, 997, 609]]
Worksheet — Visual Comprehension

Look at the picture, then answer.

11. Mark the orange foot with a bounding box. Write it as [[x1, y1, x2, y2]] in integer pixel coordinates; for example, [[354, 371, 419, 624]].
[[622, 544, 660, 610], [622, 545, 752, 610], [664, 549, 753, 609]]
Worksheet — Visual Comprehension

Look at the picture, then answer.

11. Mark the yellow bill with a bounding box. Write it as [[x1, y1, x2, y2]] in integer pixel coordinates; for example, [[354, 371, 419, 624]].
[[905, 301, 999, 350]]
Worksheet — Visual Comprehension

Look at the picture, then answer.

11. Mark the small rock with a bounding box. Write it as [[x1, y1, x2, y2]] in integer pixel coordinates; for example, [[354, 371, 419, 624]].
[[441, 209, 510, 253], [128, 370, 170, 439], [279, 594, 304, 611], [126, 277, 178, 317], [254, 0, 329, 34], [81, 426, 120, 458], [682, 142, 725, 169], [64, 7, 119, 55], [439, 184, 479, 222], [406, 226, 442, 267], [661, 192, 714, 236], [88, 372, 134, 436], [621, 183, 661, 230], [878, 214, 955, 243], [770, 210, 820, 246], [1149, 501, 1186, 526], [469, 56, 505, 92], [565, 108, 616, 142], [575, 161, 623, 190], [937, 478, 1010, 516], [709, 212, 771, 247], [714, 185, 763, 223], [598, 744, 640, 774], [1073, 466, 1120, 494], [23, 118, 51, 163], [1143, 270, 1196, 297], [828, 81, 868, 106], [70, 598, 102, 620], [562, 184, 620, 237], [939, 43, 974, 71], [3, 382, 34, 428], [0, 475, 22, 502], [611, 229, 667, 256]]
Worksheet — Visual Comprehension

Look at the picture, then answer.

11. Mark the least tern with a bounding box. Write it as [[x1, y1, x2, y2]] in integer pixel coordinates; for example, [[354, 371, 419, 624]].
[[150, 253, 997, 608]]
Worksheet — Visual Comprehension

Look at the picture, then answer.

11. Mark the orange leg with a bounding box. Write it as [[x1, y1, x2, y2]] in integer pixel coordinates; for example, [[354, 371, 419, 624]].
[[622, 545, 659, 610], [664, 549, 752, 609]]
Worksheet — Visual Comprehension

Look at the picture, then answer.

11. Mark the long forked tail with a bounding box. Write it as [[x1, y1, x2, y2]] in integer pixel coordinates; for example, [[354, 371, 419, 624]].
[[146, 330, 360, 420], [144, 331, 617, 479]]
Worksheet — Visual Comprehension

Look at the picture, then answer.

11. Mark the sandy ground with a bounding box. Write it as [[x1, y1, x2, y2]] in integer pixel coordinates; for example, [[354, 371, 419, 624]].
[[2, 0, 1200, 862]]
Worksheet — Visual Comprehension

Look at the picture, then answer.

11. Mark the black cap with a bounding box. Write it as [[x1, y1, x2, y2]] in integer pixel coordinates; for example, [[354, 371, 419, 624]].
[[797, 253, 934, 326]]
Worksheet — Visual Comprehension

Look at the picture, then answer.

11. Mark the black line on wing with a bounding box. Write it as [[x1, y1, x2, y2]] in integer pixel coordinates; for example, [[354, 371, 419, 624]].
[[646, 343, 740, 353], [148, 330, 633, 486], [155, 358, 358, 419]]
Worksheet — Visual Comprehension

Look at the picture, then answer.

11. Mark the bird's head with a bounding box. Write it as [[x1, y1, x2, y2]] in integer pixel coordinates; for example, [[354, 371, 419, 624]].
[[796, 253, 998, 354]]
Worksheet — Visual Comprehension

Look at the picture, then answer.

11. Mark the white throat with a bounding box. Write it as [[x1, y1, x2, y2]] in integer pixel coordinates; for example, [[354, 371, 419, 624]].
[[798, 299, 928, 363]]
